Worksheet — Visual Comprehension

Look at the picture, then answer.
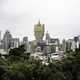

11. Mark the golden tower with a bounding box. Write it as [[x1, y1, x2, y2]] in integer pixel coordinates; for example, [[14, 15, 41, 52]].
[[34, 21, 45, 42]]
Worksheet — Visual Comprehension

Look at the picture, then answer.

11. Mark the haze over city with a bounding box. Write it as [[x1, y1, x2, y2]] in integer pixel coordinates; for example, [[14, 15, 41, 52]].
[[0, 1, 80, 79], [0, 0, 80, 41]]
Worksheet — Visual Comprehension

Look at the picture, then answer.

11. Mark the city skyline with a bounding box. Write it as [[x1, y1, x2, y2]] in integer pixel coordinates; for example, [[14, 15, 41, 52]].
[[0, 0, 80, 41]]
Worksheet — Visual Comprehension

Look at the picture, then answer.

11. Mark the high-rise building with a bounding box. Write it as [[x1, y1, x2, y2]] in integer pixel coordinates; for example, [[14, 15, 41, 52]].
[[74, 36, 79, 49], [74, 36, 79, 42], [46, 31, 51, 44], [0, 31, 2, 49], [0, 31, 1, 42], [66, 39, 73, 51], [71, 40, 76, 51], [62, 39, 66, 52], [3, 30, 12, 52], [78, 35, 80, 49], [23, 37, 28, 50], [23, 36, 31, 53], [46, 38, 60, 53], [34, 21, 45, 42], [23, 37, 28, 44], [11, 38, 19, 48]]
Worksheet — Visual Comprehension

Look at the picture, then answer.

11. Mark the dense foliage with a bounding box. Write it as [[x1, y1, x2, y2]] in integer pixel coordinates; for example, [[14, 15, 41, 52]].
[[0, 45, 80, 80]]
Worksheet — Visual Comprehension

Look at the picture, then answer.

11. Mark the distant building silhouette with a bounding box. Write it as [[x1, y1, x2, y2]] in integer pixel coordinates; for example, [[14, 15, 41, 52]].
[[3, 30, 12, 52]]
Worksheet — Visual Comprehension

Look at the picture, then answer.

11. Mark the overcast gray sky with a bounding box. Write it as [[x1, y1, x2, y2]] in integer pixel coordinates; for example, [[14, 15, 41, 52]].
[[0, 0, 80, 41]]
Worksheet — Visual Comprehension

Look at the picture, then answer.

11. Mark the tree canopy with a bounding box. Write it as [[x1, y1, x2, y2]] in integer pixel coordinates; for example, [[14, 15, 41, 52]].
[[0, 45, 80, 80]]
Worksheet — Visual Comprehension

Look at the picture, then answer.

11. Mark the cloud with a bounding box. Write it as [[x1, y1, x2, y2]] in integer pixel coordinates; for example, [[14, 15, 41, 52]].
[[0, 0, 80, 40]]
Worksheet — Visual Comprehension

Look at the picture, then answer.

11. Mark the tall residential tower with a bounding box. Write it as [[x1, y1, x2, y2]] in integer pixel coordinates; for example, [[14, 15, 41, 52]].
[[3, 30, 12, 52]]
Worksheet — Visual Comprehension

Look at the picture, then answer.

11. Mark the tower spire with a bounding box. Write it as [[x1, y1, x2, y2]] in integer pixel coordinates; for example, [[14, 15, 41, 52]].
[[37, 20, 41, 26]]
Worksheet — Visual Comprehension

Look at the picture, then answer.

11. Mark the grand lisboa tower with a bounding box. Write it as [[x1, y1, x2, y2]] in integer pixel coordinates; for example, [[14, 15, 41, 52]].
[[34, 21, 45, 42]]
